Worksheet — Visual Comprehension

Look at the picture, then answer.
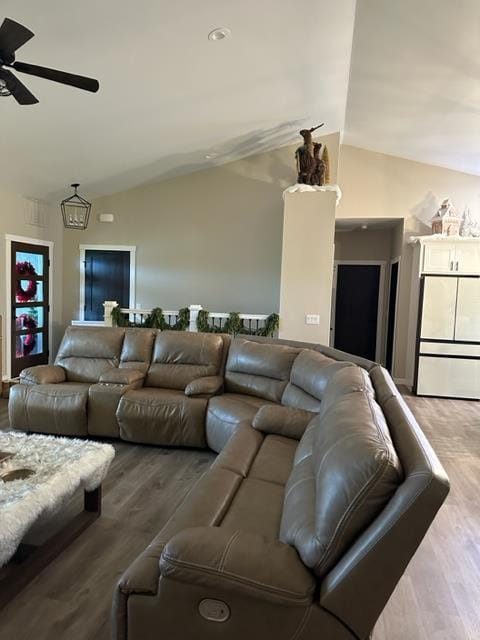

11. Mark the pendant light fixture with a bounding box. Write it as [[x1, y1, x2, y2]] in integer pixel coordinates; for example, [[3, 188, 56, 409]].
[[61, 183, 91, 230]]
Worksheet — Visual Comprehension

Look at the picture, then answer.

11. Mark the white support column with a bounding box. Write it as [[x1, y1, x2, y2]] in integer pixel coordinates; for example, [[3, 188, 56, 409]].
[[103, 300, 119, 327], [188, 305, 203, 332], [279, 188, 337, 343]]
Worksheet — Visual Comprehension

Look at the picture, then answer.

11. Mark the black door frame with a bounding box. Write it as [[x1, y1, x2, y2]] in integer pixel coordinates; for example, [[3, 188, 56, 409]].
[[385, 256, 401, 374], [79, 245, 136, 321], [330, 260, 386, 363], [6, 235, 54, 379]]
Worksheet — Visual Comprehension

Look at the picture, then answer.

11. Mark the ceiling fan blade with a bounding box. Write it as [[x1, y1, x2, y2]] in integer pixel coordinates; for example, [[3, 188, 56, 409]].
[[12, 61, 99, 93], [0, 68, 38, 105], [0, 18, 34, 55]]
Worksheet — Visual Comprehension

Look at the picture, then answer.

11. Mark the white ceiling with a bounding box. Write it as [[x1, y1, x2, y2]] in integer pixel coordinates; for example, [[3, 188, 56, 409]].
[[344, 0, 480, 176], [0, 0, 356, 201], [1, 0, 480, 203]]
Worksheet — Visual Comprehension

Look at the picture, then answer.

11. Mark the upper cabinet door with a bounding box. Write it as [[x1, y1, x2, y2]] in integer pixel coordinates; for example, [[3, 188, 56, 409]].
[[455, 277, 480, 341], [454, 243, 480, 275], [420, 276, 458, 340], [422, 242, 455, 273]]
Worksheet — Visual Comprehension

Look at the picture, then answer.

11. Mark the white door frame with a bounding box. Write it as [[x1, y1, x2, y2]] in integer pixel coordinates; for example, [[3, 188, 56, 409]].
[[386, 256, 401, 375], [5, 234, 54, 380], [79, 244, 136, 321], [331, 260, 386, 363]]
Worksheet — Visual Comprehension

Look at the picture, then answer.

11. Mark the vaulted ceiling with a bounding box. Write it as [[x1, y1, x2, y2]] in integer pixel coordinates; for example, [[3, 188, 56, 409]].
[[0, 0, 479, 202]]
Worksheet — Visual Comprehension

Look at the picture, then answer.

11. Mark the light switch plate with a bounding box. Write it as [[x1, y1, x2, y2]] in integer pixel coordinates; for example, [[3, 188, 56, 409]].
[[305, 314, 320, 325]]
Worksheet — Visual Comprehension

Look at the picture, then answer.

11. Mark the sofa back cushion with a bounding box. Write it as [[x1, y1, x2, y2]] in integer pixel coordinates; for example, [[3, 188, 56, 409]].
[[146, 331, 225, 390], [55, 327, 125, 382], [282, 349, 354, 412], [224, 338, 300, 402], [119, 328, 156, 374], [280, 373, 402, 578]]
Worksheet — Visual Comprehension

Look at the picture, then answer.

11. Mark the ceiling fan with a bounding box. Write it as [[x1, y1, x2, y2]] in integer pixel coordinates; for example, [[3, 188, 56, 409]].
[[0, 17, 99, 105]]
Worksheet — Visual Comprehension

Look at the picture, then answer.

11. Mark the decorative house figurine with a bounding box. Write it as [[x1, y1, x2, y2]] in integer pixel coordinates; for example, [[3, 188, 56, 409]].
[[431, 199, 461, 236], [460, 206, 480, 237]]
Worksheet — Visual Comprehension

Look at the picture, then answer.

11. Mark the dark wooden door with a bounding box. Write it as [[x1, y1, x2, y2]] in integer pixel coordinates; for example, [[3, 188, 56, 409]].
[[11, 242, 50, 377], [334, 264, 381, 361], [84, 250, 130, 321], [385, 261, 399, 372]]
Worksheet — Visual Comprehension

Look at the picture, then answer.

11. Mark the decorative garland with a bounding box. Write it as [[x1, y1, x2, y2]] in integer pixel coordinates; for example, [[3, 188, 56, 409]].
[[16, 334, 37, 357], [111, 306, 190, 331], [16, 261, 38, 302], [197, 310, 279, 337], [16, 313, 38, 331]]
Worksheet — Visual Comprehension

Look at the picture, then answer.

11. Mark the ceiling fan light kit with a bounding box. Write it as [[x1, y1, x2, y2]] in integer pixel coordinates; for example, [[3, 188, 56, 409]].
[[61, 184, 92, 230], [0, 17, 99, 105]]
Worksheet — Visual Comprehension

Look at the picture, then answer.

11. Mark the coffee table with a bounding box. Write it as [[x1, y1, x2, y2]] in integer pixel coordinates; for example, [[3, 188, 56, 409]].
[[0, 430, 115, 609]]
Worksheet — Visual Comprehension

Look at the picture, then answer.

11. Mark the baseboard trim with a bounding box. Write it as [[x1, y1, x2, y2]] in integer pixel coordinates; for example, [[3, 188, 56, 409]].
[[394, 378, 413, 389]]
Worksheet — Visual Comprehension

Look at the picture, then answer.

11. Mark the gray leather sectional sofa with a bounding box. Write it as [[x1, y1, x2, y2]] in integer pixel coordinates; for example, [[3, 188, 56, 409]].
[[9, 326, 449, 640]]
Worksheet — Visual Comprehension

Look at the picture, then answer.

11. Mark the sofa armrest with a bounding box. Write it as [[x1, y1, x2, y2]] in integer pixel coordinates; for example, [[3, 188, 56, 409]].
[[184, 376, 223, 397], [99, 368, 145, 385], [20, 365, 66, 385], [252, 405, 316, 440], [160, 527, 315, 606]]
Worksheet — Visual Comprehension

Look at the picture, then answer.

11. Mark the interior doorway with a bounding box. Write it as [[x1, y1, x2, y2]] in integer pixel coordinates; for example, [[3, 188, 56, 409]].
[[332, 261, 385, 361], [79, 245, 136, 321]]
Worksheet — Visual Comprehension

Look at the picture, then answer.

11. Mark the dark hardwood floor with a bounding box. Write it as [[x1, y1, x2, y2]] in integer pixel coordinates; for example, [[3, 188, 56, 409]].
[[0, 393, 478, 640]]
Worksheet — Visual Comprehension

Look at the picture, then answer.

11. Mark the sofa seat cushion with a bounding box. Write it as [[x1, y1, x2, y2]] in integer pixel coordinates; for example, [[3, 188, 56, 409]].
[[9, 383, 90, 436], [117, 388, 208, 448], [280, 387, 403, 579], [248, 435, 297, 486], [220, 477, 285, 538], [206, 393, 275, 453]]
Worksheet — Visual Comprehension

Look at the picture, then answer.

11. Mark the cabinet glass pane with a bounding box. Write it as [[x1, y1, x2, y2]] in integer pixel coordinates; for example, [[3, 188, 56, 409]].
[[15, 251, 44, 277], [16, 332, 44, 358], [16, 280, 43, 303], [15, 307, 44, 331]]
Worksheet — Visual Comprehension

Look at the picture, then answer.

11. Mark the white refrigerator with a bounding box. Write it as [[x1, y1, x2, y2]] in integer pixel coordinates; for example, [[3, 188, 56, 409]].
[[414, 275, 480, 400]]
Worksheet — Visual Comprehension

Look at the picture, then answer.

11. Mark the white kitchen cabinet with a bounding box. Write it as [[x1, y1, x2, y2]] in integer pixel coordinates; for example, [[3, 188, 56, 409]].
[[455, 277, 480, 341], [421, 239, 480, 275], [455, 242, 480, 274], [422, 242, 456, 273], [416, 355, 479, 400], [420, 277, 457, 340]]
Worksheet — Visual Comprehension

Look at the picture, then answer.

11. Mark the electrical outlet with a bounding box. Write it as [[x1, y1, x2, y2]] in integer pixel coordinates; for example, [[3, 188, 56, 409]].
[[305, 314, 320, 325]]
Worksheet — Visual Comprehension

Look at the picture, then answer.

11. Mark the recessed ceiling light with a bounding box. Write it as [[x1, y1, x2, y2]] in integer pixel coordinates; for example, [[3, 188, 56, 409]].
[[208, 27, 231, 41]]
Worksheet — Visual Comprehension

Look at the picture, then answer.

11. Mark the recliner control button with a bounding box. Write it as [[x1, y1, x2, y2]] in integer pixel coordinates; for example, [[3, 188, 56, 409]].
[[198, 599, 230, 622]]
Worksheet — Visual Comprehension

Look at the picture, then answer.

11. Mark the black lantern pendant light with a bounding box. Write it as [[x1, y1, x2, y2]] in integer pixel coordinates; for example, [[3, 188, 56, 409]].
[[61, 183, 91, 230]]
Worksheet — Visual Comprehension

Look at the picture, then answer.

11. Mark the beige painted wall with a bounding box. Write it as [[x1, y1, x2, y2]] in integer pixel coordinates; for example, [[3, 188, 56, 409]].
[[337, 145, 480, 381], [280, 191, 337, 343], [62, 133, 340, 323], [334, 228, 397, 262], [0, 190, 63, 378]]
